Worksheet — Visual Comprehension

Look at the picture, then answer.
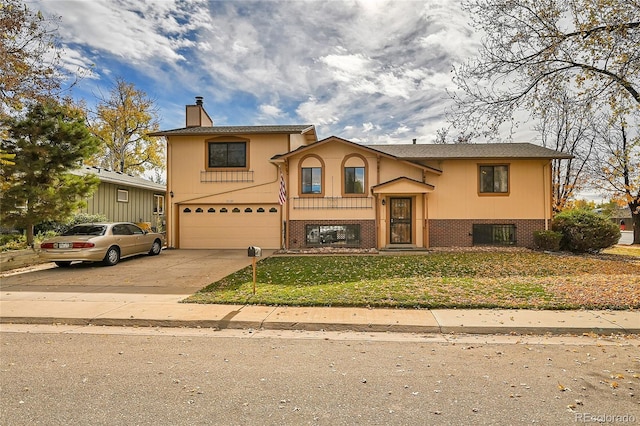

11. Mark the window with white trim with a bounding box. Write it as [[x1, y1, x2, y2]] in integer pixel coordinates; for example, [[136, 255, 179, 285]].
[[117, 189, 129, 203], [154, 194, 165, 214]]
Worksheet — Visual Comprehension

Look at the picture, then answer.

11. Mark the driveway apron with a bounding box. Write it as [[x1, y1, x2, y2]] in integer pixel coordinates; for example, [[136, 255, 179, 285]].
[[0, 249, 265, 303]]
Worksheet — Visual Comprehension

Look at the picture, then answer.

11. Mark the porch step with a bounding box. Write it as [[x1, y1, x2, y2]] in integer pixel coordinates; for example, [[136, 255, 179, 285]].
[[380, 245, 429, 252]]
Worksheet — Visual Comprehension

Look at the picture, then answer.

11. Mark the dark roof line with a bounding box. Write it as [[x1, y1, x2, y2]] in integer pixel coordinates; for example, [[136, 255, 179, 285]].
[[73, 167, 166, 192], [368, 143, 573, 159], [149, 124, 315, 137], [271, 135, 443, 174]]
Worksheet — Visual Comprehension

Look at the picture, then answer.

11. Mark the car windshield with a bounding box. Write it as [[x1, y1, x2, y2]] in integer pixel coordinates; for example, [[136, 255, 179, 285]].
[[62, 225, 107, 236]]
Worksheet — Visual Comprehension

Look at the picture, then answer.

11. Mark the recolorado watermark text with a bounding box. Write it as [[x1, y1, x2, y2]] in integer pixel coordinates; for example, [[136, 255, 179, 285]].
[[575, 413, 636, 423]]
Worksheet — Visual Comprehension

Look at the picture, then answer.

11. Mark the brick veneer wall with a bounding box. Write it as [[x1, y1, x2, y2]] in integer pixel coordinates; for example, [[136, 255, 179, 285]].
[[429, 219, 546, 248], [289, 220, 376, 249]]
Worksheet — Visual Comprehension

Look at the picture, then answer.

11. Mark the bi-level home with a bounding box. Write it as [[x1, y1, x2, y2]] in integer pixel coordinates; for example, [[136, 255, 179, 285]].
[[150, 98, 571, 250]]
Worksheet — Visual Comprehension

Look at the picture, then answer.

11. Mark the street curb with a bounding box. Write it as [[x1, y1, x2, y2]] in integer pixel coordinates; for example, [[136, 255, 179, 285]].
[[2, 316, 637, 335]]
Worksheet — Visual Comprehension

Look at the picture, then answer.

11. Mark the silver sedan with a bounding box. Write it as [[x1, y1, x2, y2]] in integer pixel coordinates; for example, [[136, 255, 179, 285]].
[[40, 222, 164, 267]]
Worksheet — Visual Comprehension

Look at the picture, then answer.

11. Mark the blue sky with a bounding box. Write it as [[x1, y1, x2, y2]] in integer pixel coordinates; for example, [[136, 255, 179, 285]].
[[31, 0, 520, 144]]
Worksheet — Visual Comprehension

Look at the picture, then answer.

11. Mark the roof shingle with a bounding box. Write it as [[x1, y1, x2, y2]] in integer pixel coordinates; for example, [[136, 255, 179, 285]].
[[368, 143, 573, 159], [73, 167, 166, 192], [149, 124, 315, 137]]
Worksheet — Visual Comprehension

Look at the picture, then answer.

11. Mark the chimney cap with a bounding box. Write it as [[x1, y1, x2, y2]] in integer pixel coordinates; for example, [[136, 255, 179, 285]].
[[412, 138, 417, 144], [195, 96, 203, 106]]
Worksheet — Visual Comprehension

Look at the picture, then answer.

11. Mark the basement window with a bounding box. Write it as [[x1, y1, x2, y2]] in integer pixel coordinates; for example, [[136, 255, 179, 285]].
[[472, 224, 515, 245], [305, 224, 360, 247]]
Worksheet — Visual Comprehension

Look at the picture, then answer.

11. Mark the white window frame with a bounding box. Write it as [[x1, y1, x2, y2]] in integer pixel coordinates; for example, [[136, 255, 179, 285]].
[[154, 194, 165, 215], [117, 189, 129, 203]]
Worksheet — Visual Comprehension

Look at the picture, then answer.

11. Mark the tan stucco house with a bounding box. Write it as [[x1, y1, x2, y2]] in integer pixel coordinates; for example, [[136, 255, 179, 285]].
[[151, 98, 571, 250]]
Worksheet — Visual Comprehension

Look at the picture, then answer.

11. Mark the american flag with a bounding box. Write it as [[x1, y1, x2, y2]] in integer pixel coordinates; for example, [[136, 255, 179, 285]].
[[278, 171, 286, 205]]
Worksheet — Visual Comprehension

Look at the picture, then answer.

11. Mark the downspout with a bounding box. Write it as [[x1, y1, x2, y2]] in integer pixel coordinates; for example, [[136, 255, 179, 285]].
[[166, 137, 174, 248], [373, 192, 380, 249], [376, 155, 382, 249], [282, 160, 289, 250], [543, 161, 550, 230]]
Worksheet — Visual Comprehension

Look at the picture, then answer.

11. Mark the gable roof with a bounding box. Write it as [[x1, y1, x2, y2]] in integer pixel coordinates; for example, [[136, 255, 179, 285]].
[[369, 143, 573, 160], [73, 167, 166, 192], [272, 136, 443, 175], [371, 177, 435, 194], [149, 124, 316, 137]]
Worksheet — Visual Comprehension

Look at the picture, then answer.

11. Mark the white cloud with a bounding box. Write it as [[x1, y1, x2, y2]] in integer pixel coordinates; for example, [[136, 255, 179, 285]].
[[35, 0, 488, 144], [258, 104, 282, 116], [37, 0, 211, 67]]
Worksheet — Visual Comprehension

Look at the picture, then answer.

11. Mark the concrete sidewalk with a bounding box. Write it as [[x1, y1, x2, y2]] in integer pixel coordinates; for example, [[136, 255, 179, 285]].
[[1, 297, 638, 335]]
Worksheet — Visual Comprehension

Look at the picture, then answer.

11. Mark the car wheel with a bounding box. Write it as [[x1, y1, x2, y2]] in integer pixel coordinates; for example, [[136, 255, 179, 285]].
[[149, 239, 162, 256], [54, 261, 72, 268], [103, 246, 120, 266]]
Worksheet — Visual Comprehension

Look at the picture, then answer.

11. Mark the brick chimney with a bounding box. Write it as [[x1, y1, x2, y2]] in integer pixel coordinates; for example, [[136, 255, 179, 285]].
[[185, 96, 213, 127]]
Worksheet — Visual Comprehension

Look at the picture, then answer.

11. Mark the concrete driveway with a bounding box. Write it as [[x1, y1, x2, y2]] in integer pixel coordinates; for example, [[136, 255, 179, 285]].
[[0, 249, 270, 303]]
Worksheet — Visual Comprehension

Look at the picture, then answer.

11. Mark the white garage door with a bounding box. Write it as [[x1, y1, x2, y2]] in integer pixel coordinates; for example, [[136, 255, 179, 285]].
[[179, 204, 281, 249]]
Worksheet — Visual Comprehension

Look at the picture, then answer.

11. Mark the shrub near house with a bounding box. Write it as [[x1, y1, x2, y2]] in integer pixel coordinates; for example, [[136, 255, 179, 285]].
[[552, 209, 620, 253]]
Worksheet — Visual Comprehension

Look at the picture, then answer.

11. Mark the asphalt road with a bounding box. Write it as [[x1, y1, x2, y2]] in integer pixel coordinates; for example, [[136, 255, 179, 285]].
[[1, 326, 638, 425]]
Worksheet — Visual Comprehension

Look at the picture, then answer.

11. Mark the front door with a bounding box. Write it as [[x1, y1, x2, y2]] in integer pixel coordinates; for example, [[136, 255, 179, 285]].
[[390, 198, 412, 244]]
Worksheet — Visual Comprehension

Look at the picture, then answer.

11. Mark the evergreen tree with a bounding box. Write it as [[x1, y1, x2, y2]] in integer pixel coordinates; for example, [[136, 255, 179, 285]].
[[0, 100, 100, 245]]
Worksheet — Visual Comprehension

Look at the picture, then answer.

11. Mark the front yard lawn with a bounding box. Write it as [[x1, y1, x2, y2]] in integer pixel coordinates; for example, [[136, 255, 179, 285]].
[[185, 250, 640, 310]]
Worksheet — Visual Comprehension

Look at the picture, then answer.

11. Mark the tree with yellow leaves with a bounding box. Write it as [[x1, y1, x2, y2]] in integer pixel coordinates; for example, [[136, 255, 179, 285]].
[[0, 0, 62, 119], [87, 78, 164, 177]]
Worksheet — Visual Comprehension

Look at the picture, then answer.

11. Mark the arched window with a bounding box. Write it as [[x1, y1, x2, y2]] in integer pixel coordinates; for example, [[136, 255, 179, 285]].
[[299, 154, 324, 196], [342, 154, 368, 196]]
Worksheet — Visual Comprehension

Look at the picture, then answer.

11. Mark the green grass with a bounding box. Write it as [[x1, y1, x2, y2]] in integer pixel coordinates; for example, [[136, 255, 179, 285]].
[[184, 251, 640, 310]]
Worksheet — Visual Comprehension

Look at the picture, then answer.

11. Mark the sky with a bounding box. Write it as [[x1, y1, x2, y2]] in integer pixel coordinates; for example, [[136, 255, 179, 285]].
[[29, 0, 522, 145]]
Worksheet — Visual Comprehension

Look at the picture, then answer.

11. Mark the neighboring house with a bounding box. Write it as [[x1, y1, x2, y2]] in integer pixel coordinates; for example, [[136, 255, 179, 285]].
[[612, 208, 632, 230], [596, 206, 632, 230], [151, 98, 571, 250], [73, 167, 166, 232]]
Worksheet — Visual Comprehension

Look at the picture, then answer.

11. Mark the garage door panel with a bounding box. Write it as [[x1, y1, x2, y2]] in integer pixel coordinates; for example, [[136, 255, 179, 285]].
[[180, 205, 280, 249]]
